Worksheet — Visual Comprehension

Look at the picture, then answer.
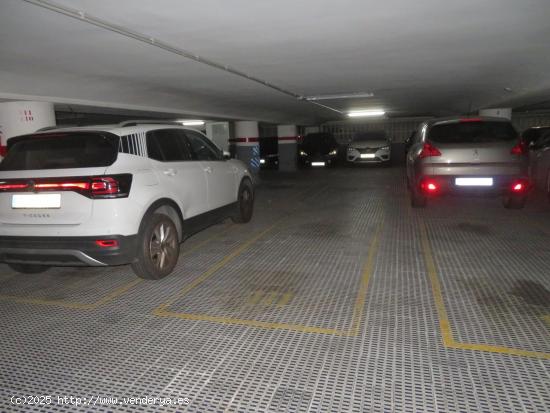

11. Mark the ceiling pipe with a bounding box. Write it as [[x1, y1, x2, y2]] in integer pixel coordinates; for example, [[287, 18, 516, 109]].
[[22, 0, 344, 116]]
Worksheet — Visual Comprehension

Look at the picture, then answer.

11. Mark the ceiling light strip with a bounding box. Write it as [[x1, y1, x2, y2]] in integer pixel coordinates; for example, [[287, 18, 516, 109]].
[[22, 0, 343, 115]]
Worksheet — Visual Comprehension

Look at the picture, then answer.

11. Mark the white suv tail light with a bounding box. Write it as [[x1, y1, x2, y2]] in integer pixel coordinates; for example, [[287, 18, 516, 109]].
[[0, 174, 132, 199]]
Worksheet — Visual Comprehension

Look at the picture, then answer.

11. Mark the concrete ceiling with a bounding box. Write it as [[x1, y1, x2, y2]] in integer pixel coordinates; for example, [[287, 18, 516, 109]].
[[1, 0, 550, 124]]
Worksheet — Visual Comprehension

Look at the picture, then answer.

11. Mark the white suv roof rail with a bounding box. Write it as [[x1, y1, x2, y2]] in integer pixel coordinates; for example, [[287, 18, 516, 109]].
[[35, 125, 77, 132], [118, 120, 182, 127]]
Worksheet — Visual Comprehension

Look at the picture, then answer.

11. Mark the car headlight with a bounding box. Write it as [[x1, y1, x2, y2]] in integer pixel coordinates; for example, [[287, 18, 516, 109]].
[[380, 146, 390, 150], [329, 149, 337, 156], [300, 150, 307, 156]]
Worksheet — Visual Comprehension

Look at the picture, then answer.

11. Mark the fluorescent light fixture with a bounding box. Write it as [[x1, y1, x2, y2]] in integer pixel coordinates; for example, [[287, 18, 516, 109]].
[[347, 110, 385, 118], [303, 92, 374, 101], [179, 120, 205, 126], [260, 159, 266, 164]]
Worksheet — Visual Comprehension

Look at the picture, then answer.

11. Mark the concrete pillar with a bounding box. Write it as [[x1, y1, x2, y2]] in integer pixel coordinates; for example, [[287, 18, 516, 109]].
[[277, 124, 298, 172], [479, 108, 512, 120], [0, 101, 56, 157], [232, 121, 260, 174], [205, 121, 231, 152]]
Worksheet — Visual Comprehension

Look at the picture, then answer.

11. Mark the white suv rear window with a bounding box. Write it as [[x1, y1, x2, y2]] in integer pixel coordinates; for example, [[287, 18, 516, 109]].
[[0, 132, 118, 171]]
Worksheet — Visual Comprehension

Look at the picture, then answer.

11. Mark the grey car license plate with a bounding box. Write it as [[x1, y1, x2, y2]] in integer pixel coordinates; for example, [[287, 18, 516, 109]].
[[455, 177, 493, 187]]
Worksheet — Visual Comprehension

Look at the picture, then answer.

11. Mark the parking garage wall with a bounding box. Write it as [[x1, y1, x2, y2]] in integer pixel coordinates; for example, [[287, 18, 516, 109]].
[[512, 112, 550, 132], [322, 112, 550, 144]]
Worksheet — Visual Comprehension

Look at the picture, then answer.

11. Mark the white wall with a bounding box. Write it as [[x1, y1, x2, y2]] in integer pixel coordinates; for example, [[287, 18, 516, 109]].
[[322, 117, 429, 144], [0, 101, 56, 148]]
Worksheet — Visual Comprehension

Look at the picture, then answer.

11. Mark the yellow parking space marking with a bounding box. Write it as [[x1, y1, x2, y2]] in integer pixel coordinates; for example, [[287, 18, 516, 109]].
[[0, 278, 142, 310], [0, 272, 17, 283], [154, 219, 283, 313], [262, 291, 278, 306], [247, 290, 265, 305], [153, 219, 384, 336], [419, 219, 550, 360], [349, 222, 382, 335], [156, 312, 354, 336], [0, 220, 236, 310], [247, 290, 295, 307], [276, 292, 294, 308], [181, 222, 234, 257], [542, 315, 550, 327]]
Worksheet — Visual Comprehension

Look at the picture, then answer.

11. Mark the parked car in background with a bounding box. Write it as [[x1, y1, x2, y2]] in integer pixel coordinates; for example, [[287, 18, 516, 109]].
[[406, 116, 529, 208], [259, 136, 279, 170], [298, 132, 338, 167], [528, 128, 550, 197], [522, 126, 550, 147], [0, 122, 254, 279], [346, 131, 391, 165]]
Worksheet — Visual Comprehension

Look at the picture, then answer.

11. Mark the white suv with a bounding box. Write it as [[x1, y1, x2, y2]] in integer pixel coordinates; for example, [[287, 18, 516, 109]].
[[0, 121, 254, 279]]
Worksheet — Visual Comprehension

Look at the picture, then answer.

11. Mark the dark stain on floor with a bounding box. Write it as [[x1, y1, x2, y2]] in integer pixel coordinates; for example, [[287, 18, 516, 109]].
[[510, 280, 550, 308], [457, 222, 491, 235]]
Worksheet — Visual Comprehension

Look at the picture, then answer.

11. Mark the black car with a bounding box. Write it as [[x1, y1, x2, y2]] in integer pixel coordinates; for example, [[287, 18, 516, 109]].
[[259, 136, 279, 169], [298, 132, 339, 167], [522, 126, 550, 147]]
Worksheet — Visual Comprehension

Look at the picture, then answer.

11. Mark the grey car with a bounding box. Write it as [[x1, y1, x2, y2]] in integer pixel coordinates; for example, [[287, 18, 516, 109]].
[[347, 131, 391, 165], [406, 116, 529, 208], [528, 128, 550, 197]]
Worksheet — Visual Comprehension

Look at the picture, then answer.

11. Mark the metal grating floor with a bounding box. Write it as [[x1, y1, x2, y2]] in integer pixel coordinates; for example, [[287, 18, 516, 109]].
[[0, 166, 549, 412]]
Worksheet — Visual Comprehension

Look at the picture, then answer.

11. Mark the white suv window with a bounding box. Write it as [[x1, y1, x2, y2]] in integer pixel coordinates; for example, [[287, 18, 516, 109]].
[[1, 132, 118, 171], [184, 130, 223, 161], [146, 129, 191, 162]]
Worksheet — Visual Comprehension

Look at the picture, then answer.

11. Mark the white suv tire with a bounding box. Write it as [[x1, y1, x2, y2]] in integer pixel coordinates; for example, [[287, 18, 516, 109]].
[[131, 213, 180, 280], [231, 179, 254, 224]]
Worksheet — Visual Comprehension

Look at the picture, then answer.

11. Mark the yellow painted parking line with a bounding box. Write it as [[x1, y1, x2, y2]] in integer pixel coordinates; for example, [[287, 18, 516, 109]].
[[181, 223, 234, 257], [154, 219, 284, 314], [247, 290, 265, 305], [419, 219, 550, 360], [0, 279, 142, 310], [0, 272, 17, 282], [154, 311, 354, 336], [349, 222, 383, 335], [0, 220, 236, 310], [276, 292, 294, 308], [542, 315, 550, 327], [153, 217, 384, 336], [262, 291, 278, 306]]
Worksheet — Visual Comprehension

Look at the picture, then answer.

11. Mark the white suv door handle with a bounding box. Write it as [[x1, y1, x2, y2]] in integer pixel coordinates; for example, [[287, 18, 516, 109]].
[[203, 166, 213, 173], [163, 168, 177, 176]]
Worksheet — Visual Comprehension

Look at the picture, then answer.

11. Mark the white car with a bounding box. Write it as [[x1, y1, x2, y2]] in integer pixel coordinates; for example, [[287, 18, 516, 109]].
[[0, 121, 254, 279], [346, 131, 391, 165]]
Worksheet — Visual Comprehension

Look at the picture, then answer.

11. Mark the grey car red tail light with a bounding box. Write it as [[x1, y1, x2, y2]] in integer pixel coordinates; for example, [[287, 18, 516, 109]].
[[0, 174, 132, 199], [420, 178, 440, 194], [510, 179, 529, 193], [510, 140, 527, 156], [419, 142, 442, 159]]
